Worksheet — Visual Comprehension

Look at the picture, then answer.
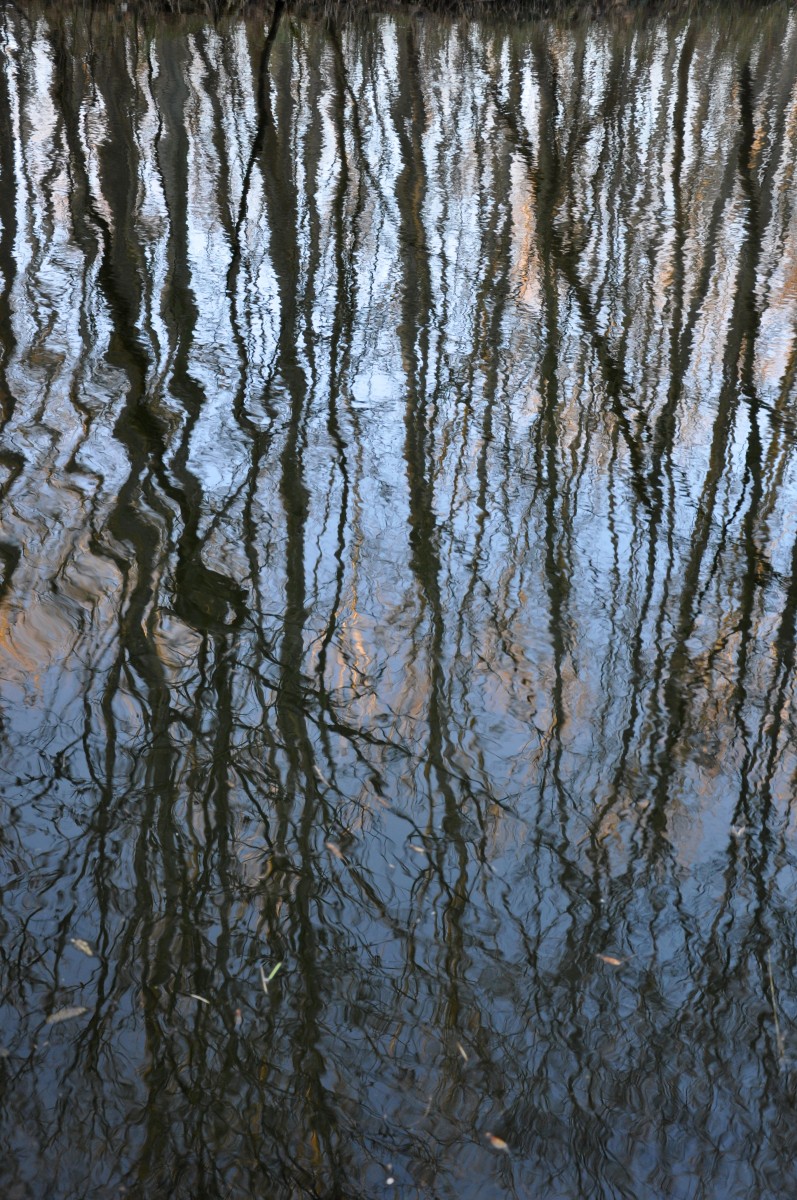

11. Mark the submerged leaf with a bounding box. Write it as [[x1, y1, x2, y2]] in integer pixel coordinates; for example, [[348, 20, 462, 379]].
[[485, 1132, 509, 1152], [325, 842, 344, 861], [597, 954, 624, 966], [188, 993, 210, 1005], [46, 1006, 89, 1025]]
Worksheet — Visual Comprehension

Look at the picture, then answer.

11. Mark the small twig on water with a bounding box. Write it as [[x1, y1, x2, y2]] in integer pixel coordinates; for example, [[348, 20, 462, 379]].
[[260, 961, 283, 995], [768, 949, 786, 1069]]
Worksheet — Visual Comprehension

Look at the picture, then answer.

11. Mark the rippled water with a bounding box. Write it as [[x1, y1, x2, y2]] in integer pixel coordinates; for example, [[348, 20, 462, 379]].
[[2, 2, 797, 1196]]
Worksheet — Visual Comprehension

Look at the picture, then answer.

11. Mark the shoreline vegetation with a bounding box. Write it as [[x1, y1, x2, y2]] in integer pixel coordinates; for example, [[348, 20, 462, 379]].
[[11, 0, 786, 20]]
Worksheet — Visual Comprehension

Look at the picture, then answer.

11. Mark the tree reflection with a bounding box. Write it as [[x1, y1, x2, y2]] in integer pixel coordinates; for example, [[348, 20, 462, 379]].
[[1, 3, 797, 1197]]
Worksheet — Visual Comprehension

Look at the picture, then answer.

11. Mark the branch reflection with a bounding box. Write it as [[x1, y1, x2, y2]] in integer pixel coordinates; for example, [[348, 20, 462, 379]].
[[1, 3, 797, 1197]]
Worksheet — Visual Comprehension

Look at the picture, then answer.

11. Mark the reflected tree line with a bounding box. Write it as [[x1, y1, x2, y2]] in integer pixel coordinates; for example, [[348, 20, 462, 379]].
[[1, 2, 797, 1196]]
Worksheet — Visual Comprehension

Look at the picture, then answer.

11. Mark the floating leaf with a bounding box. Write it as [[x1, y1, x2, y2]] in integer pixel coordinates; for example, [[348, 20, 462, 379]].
[[597, 954, 624, 966], [485, 1132, 509, 1152], [234, 1008, 243, 1031], [70, 938, 94, 958], [46, 1006, 89, 1025], [456, 1042, 469, 1063], [408, 844, 427, 854], [266, 962, 282, 983], [188, 993, 209, 1005]]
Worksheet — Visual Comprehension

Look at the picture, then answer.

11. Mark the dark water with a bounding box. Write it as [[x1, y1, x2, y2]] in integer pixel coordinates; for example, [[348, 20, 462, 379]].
[[1, 2, 797, 1196]]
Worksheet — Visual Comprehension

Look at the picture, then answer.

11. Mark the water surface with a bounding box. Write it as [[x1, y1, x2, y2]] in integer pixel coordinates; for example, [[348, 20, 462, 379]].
[[1, 3, 797, 1197]]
